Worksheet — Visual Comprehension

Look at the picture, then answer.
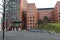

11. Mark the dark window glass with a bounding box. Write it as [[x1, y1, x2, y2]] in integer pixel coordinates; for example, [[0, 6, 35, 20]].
[[27, 20, 29, 21], [30, 17, 32, 18], [33, 16, 34, 18], [33, 23, 34, 24], [27, 17, 29, 18], [30, 20, 32, 21], [27, 23, 29, 25], [30, 23, 32, 25], [59, 13, 60, 14], [59, 16, 60, 17], [33, 20, 34, 21]]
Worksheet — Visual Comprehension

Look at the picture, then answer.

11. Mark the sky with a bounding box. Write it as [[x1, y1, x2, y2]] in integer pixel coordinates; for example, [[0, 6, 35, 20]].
[[27, 0, 60, 8], [0, 0, 3, 17]]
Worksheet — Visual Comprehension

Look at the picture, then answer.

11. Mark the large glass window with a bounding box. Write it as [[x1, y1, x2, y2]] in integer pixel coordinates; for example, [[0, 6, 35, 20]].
[[7, 0, 20, 21]]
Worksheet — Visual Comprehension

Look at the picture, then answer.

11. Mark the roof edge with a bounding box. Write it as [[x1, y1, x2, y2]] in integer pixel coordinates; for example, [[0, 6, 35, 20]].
[[37, 8, 54, 10]]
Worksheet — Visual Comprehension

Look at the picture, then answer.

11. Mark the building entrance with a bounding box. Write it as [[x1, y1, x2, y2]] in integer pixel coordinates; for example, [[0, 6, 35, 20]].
[[9, 21, 21, 31]]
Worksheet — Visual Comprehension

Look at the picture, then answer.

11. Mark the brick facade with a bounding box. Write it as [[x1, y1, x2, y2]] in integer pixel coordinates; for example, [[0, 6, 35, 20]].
[[52, 1, 60, 22], [20, 1, 60, 29], [27, 3, 38, 28], [4, 0, 60, 30], [37, 8, 53, 20], [20, 0, 27, 29]]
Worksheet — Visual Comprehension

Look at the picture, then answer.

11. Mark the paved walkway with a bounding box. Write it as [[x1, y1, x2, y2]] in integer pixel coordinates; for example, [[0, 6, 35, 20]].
[[0, 30, 60, 40]]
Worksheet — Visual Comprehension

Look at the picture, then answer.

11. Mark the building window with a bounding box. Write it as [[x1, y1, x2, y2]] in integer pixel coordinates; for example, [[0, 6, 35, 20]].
[[33, 16, 34, 18], [33, 23, 34, 24], [33, 20, 34, 21], [27, 26, 29, 28], [59, 18, 60, 20], [59, 13, 60, 14], [30, 20, 32, 21], [30, 23, 32, 25], [30, 17, 31, 18], [59, 16, 60, 17], [27, 17, 29, 18], [33, 26, 35, 28], [27, 23, 29, 25], [27, 20, 29, 21]]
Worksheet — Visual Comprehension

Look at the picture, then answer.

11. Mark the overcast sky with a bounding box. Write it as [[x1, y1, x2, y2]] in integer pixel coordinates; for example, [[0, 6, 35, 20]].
[[27, 0, 60, 8], [0, 0, 60, 8], [0, 0, 3, 17]]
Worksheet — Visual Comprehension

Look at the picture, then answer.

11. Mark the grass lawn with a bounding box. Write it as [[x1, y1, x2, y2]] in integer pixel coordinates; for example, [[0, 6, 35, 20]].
[[33, 23, 60, 33], [48, 23, 60, 27]]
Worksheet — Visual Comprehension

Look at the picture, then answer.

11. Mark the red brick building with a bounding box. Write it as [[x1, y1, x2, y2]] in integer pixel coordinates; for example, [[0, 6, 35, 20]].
[[20, 0, 60, 29], [20, 0, 27, 29], [37, 8, 53, 20], [52, 1, 60, 22], [26, 3, 38, 28]]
